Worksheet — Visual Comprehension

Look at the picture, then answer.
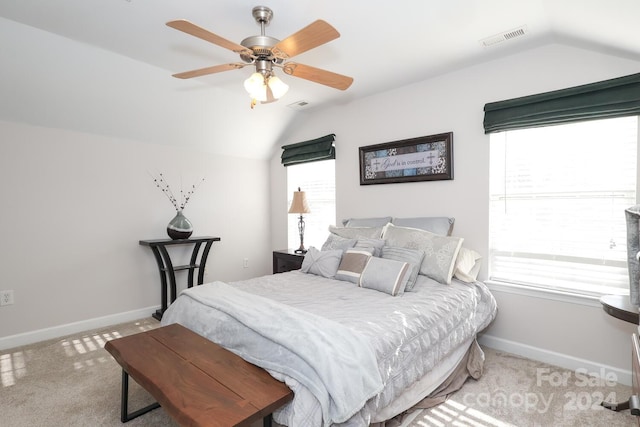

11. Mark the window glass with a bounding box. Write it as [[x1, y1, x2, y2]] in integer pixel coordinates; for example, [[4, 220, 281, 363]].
[[287, 160, 336, 250], [489, 116, 638, 295]]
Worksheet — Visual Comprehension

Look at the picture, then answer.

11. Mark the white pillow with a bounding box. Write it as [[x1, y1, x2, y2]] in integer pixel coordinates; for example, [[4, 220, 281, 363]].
[[300, 247, 342, 279], [454, 247, 482, 282], [382, 223, 463, 285]]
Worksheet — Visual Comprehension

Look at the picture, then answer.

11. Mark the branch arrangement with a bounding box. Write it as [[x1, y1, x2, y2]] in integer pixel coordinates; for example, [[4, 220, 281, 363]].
[[150, 173, 205, 211]]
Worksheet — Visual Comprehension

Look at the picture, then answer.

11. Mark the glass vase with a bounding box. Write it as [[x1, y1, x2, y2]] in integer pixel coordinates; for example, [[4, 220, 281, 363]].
[[167, 210, 193, 240]]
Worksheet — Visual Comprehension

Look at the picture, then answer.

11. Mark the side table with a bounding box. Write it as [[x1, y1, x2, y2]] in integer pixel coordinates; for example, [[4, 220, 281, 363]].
[[600, 294, 639, 325], [140, 236, 221, 320], [272, 249, 305, 274], [600, 294, 640, 414]]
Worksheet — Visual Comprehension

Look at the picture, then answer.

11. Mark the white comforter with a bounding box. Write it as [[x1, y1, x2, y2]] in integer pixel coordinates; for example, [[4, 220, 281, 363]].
[[161, 271, 497, 427]]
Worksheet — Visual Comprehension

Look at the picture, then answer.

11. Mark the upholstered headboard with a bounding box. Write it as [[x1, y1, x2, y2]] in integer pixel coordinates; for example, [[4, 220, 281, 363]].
[[341, 216, 455, 236]]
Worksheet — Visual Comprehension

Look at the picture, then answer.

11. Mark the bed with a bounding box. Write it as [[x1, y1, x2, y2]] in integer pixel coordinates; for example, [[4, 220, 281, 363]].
[[161, 217, 497, 427]]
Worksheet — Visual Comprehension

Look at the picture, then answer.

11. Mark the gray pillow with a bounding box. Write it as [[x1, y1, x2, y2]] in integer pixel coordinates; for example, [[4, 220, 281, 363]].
[[342, 217, 392, 227], [354, 238, 385, 257], [335, 247, 374, 284], [321, 233, 357, 252], [391, 217, 455, 236], [300, 247, 342, 279], [383, 223, 463, 285], [359, 257, 410, 296], [328, 225, 385, 239], [381, 246, 425, 291]]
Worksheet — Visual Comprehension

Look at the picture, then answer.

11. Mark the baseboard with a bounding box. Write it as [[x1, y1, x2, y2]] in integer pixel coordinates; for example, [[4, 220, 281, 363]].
[[0, 306, 160, 351], [479, 334, 632, 386]]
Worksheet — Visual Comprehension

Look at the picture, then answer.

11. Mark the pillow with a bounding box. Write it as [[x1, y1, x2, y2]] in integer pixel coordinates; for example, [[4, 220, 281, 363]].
[[328, 225, 385, 239], [382, 223, 463, 285], [342, 217, 392, 227], [381, 246, 425, 291], [335, 248, 374, 284], [359, 257, 410, 296], [321, 233, 357, 252], [300, 247, 342, 279], [454, 247, 482, 283], [354, 238, 385, 257], [391, 217, 455, 236]]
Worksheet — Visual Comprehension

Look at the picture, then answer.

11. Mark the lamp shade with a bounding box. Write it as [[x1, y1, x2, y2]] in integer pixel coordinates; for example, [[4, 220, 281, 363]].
[[288, 187, 310, 214], [244, 72, 267, 102], [268, 75, 289, 99]]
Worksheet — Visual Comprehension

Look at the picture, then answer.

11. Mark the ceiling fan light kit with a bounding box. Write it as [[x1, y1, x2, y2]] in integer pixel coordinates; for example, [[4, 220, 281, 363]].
[[167, 5, 353, 108]]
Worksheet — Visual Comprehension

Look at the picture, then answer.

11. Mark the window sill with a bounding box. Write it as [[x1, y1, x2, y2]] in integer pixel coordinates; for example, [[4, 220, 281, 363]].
[[484, 279, 628, 308]]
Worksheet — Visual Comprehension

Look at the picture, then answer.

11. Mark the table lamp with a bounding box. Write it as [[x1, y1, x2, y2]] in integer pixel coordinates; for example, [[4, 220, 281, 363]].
[[288, 187, 311, 253]]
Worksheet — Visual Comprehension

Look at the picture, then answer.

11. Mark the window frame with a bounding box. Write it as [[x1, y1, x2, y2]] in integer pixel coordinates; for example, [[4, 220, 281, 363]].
[[487, 116, 639, 299]]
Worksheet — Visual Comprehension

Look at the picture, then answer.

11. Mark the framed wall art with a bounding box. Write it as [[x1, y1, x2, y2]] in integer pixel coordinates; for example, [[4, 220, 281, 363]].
[[359, 132, 453, 185]]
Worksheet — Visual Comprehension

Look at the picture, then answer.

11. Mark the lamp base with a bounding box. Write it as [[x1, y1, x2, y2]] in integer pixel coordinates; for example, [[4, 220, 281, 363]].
[[294, 248, 307, 254]]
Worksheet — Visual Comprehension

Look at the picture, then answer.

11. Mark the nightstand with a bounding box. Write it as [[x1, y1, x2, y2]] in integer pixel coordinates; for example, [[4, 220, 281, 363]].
[[272, 249, 305, 274]]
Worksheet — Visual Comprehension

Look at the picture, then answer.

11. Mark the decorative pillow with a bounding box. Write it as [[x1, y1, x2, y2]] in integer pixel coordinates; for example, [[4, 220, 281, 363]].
[[335, 248, 375, 284], [328, 225, 385, 240], [454, 247, 482, 283], [300, 247, 342, 279], [359, 257, 410, 296], [391, 217, 455, 236], [382, 223, 463, 285], [381, 246, 425, 291], [342, 217, 392, 228], [354, 238, 385, 257], [321, 233, 357, 252]]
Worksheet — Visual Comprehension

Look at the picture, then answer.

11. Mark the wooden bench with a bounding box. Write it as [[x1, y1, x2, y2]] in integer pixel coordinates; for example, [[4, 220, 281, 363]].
[[104, 323, 293, 427]]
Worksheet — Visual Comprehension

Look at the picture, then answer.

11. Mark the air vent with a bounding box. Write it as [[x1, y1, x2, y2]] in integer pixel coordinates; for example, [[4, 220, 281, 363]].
[[481, 25, 528, 47], [287, 100, 311, 110]]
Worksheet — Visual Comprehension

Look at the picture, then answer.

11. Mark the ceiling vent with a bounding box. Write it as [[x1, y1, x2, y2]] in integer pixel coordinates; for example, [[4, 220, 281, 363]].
[[287, 100, 311, 110], [480, 25, 528, 47]]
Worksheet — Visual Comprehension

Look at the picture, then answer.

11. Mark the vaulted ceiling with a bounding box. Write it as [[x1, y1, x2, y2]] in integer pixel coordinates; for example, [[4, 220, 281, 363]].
[[1, 0, 639, 158]]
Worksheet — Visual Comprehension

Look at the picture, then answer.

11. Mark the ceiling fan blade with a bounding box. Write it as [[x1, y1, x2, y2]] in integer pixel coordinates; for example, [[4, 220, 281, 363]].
[[283, 63, 353, 90], [166, 20, 251, 55], [172, 63, 246, 79], [272, 20, 339, 59]]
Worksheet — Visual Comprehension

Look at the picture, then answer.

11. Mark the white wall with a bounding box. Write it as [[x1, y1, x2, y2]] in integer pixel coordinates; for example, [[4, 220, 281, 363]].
[[0, 120, 272, 345], [270, 43, 640, 382]]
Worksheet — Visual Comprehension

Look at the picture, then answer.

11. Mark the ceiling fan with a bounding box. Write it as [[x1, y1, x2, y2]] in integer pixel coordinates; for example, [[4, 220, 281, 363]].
[[167, 6, 354, 106]]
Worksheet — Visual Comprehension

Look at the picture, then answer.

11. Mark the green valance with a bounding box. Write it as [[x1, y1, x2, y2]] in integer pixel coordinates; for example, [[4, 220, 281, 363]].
[[483, 72, 640, 134], [281, 134, 336, 166]]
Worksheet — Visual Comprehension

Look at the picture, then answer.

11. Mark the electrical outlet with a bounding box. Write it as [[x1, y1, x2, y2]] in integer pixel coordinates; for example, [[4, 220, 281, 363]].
[[243, 258, 249, 268], [0, 290, 14, 306]]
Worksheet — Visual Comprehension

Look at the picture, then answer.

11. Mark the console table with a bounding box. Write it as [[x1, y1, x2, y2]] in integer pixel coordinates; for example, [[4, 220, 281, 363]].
[[140, 236, 221, 320]]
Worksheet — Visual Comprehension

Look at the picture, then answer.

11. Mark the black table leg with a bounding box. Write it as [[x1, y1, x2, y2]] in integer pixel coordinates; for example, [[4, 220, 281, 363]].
[[120, 369, 160, 422]]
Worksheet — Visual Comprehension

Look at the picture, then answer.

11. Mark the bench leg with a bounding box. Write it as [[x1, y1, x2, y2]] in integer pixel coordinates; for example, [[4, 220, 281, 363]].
[[263, 413, 272, 427], [120, 369, 161, 423]]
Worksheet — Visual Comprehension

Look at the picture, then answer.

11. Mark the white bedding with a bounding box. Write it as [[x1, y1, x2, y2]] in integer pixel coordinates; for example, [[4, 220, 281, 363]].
[[161, 270, 497, 427]]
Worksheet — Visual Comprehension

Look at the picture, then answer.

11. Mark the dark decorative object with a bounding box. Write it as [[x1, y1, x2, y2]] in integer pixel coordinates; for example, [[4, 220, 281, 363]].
[[167, 210, 193, 240], [359, 132, 453, 185], [150, 172, 204, 240]]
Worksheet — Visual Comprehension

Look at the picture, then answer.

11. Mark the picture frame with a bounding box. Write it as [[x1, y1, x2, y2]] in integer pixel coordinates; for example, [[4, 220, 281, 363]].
[[359, 132, 453, 185]]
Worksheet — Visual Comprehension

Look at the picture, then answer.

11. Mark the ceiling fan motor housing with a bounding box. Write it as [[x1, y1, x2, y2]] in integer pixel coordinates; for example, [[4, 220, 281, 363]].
[[240, 35, 280, 63]]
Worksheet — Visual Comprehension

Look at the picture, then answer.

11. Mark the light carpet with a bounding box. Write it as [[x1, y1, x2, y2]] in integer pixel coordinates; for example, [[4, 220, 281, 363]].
[[1, 318, 637, 426]]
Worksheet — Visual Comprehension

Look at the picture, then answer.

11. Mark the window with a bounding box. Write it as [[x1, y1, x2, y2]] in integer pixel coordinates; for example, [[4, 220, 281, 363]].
[[287, 160, 336, 250], [489, 116, 638, 295]]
